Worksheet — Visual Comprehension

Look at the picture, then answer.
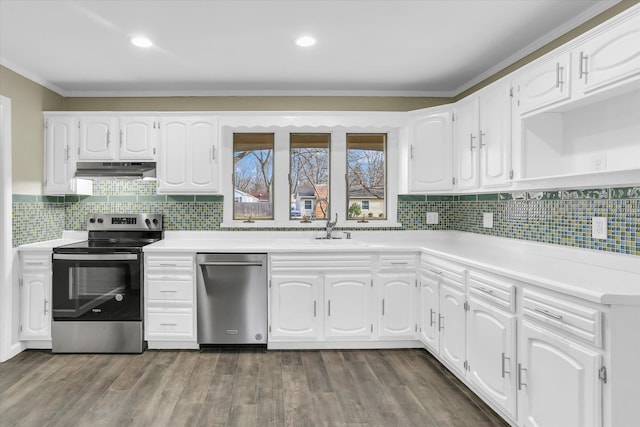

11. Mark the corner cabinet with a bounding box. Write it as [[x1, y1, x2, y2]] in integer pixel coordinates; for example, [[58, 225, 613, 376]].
[[157, 117, 220, 194], [19, 251, 52, 343], [407, 108, 454, 192], [43, 116, 92, 195]]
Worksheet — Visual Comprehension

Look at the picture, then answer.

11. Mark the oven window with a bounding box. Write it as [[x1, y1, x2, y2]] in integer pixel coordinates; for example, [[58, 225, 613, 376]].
[[52, 259, 141, 321]]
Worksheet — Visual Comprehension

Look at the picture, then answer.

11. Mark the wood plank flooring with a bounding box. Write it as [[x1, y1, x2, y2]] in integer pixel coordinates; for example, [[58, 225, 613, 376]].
[[0, 349, 509, 427]]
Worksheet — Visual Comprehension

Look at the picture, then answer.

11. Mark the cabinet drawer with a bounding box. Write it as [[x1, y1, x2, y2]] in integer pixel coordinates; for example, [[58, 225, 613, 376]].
[[523, 289, 602, 347], [379, 253, 417, 270], [468, 271, 516, 313], [20, 253, 51, 270], [147, 280, 193, 302], [147, 310, 194, 336], [421, 255, 466, 286], [146, 255, 194, 269]]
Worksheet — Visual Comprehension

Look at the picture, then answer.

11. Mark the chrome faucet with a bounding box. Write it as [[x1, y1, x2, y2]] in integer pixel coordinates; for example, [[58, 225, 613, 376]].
[[315, 198, 338, 239]]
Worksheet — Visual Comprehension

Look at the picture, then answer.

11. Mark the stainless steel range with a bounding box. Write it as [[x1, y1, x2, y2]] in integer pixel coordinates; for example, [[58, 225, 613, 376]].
[[52, 213, 163, 353]]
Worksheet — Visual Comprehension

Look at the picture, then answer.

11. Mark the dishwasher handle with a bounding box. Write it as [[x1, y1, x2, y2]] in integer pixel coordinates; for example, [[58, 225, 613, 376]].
[[199, 261, 264, 267]]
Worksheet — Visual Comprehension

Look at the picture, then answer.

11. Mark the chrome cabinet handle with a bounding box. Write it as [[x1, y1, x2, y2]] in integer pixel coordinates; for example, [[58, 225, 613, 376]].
[[106, 130, 111, 146], [429, 309, 436, 327], [534, 308, 563, 320], [120, 129, 124, 147], [211, 146, 215, 161], [391, 261, 409, 265], [469, 133, 477, 151], [476, 286, 494, 294], [479, 131, 486, 148], [579, 52, 589, 80], [159, 263, 178, 267], [159, 290, 177, 293], [382, 299, 385, 316], [410, 144, 415, 159], [438, 314, 444, 331], [65, 146, 70, 161], [160, 323, 177, 327], [501, 353, 510, 378], [518, 363, 526, 390], [44, 299, 49, 315], [327, 300, 331, 317], [430, 269, 443, 275], [313, 301, 317, 318]]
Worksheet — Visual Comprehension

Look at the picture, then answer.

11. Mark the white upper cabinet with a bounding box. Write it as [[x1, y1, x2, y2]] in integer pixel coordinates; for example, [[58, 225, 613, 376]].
[[454, 81, 512, 190], [513, 51, 572, 115], [78, 116, 117, 160], [407, 108, 454, 192], [118, 117, 158, 160], [157, 117, 219, 194], [574, 10, 640, 96], [454, 97, 480, 189], [77, 115, 158, 161], [43, 116, 91, 195]]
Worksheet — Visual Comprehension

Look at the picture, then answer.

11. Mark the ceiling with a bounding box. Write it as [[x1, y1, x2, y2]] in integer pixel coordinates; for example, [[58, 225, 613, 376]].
[[0, 0, 621, 97]]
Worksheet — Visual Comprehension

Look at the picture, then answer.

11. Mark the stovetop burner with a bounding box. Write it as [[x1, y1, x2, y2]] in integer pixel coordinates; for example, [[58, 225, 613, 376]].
[[54, 213, 163, 254]]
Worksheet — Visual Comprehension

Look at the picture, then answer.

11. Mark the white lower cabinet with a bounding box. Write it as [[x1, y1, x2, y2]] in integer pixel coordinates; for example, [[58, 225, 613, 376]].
[[377, 271, 417, 339], [270, 273, 322, 340], [325, 273, 373, 339], [419, 255, 467, 375], [465, 269, 519, 420], [144, 253, 196, 348], [19, 251, 52, 342], [519, 320, 602, 427]]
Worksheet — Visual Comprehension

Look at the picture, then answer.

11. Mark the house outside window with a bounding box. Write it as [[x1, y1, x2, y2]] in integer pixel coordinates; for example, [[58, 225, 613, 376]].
[[233, 133, 274, 220], [347, 133, 386, 220], [290, 133, 330, 221]]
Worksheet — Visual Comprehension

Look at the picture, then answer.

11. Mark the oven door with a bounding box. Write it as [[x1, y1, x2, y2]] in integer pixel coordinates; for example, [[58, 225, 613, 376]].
[[52, 253, 142, 321]]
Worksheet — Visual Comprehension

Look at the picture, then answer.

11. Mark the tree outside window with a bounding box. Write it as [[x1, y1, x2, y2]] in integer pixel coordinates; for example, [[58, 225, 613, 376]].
[[233, 133, 274, 220], [347, 133, 386, 220], [290, 133, 330, 220]]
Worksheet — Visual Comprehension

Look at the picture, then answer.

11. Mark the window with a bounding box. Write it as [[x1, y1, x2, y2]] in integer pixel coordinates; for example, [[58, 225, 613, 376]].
[[361, 200, 370, 210], [233, 133, 274, 220], [347, 133, 386, 220], [290, 133, 330, 220]]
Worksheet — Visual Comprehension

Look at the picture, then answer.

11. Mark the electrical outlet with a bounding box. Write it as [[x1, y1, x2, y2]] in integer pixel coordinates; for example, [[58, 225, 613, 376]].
[[426, 212, 439, 224], [592, 217, 607, 239], [483, 212, 493, 228]]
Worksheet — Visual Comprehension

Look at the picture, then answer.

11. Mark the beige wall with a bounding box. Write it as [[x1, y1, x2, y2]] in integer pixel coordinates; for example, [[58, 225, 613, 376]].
[[0, 66, 64, 194], [63, 96, 449, 112]]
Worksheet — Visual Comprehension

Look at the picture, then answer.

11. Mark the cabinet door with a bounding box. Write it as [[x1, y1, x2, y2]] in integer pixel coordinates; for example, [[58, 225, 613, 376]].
[[20, 272, 51, 340], [576, 12, 640, 95], [189, 118, 218, 191], [515, 52, 571, 114], [408, 110, 453, 192], [454, 98, 480, 189], [378, 272, 416, 339], [270, 274, 322, 340], [479, 82, 512, 187], [419, 273, 439, 352], [439, 283, 466, 374], [78, 116, 117, 160], [119, 117, 157, 160], [324, 274, 372, 339], [519, 320, 602, 427], [158, 119, 189, 190], [467, 296, 517, 418], [44, 116, 75, 194]]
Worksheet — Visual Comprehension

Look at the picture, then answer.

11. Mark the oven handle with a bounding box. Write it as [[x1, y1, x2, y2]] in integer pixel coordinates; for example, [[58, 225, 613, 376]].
[[53, 253, 139, 261]]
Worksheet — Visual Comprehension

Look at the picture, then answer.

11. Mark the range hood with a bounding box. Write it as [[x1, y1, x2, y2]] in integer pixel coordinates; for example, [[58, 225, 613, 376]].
[[75, 162, 156, 179]]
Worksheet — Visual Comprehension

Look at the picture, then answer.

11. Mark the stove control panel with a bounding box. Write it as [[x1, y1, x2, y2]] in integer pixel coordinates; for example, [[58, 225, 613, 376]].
[[87, 213, 163, 231]]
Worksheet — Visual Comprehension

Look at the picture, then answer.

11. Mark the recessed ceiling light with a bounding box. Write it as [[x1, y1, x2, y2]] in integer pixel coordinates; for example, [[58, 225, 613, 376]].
[[131, 36, 153, 48], [295, 35, 316, 47]]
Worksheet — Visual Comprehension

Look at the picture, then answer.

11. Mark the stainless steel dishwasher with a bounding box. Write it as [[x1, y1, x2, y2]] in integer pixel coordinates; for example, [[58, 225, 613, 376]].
[[196, 253, 267, 346]]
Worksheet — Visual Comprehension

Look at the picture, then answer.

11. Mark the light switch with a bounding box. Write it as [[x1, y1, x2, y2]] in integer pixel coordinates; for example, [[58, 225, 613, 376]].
[[483, 212, 494, 228], [426, 212, 439, 224]]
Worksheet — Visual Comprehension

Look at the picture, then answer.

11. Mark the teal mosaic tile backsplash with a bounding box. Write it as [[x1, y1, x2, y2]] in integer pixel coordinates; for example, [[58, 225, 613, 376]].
[[12, 180, 639, 256]]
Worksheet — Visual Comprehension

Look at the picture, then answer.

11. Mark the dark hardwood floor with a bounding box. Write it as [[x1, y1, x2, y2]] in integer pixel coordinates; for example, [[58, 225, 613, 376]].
[[0, 348, 509, 427]]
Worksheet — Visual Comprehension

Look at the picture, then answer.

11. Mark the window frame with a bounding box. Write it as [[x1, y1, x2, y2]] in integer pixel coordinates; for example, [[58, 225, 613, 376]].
[[346, 133, 387, 222], [220, 120, 401, 229]]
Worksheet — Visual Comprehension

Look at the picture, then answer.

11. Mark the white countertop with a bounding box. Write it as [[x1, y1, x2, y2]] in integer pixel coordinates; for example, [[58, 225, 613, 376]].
[[20, 230, 640, 305], [17, 231, 88, 251]]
